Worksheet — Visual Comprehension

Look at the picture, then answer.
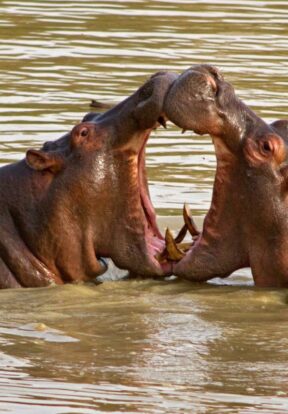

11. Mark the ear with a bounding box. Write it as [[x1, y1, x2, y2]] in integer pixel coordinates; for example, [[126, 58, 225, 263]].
[[26, 149, 64, 173], [71, 123, 92, 147], [270, 120, 288, 140], [70, 122, 103, 150]]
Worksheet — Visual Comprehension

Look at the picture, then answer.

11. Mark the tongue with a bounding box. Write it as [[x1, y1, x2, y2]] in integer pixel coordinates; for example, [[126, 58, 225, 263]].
[[147, 234, 165, 254], [160, 260, 173, 275]]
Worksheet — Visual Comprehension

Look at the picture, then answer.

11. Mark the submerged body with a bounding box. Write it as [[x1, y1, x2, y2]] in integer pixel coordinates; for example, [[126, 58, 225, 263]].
[[0, 72, 176, 288]]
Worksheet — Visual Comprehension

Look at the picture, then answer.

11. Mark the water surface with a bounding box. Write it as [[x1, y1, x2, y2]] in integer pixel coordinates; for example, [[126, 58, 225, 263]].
[[0, 0, 288, 412]]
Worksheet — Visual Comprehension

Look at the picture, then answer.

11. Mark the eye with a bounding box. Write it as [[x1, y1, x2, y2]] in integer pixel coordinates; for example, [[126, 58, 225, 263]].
[[262, 140, 272, 153], [80, 127, 89, 138], [244, 135, 285, 167]]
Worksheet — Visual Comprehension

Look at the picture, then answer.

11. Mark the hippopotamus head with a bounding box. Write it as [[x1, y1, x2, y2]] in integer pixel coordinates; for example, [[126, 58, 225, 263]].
[[164, 64, 288, 287], [0, 72, 177, 288]]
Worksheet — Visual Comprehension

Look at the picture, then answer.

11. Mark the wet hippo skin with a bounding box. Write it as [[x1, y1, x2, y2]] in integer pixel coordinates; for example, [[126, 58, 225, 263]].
[[164, 64, 288, 288], [0, 71, 177, 288]]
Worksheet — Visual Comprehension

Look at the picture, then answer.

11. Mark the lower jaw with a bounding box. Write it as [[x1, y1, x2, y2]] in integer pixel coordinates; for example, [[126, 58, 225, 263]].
[[171, 257, 189, 277], [146, 233, 174, 276], [160, 260, 173, 275], [143, 255, 173, 277]]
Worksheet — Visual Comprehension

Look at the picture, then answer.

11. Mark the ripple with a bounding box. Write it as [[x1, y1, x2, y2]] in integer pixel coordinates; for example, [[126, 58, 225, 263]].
[[0, 2, 288, 411]]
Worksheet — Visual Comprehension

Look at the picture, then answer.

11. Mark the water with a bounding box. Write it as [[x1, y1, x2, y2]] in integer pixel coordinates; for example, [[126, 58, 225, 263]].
[[0, 0, 288, 412]]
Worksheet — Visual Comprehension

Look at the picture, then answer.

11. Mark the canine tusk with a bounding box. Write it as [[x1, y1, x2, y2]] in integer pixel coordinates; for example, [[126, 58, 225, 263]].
[[174, 224, 188, 244], [165, 228, 185, 261], [183, 203, 200, 237]]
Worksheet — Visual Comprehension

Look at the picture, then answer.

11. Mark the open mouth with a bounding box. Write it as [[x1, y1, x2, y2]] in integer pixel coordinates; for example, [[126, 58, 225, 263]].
[[137, 119, 201, 274], [137, 127, 166, 270]]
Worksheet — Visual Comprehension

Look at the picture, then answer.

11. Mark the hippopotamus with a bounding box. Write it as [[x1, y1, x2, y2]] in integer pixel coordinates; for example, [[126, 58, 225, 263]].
[[164, 64, 288, 287], [0, 71, 177, 288]]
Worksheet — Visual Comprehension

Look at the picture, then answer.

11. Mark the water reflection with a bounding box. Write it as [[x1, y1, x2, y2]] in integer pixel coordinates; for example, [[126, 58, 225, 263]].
[[0, 283, 288, 412]]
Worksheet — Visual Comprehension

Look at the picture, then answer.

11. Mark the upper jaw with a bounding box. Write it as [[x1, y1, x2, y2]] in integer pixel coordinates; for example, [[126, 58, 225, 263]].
[[162, 64, 249, 154], [162, 65, 223, 133], [94, 71, 178, 149]]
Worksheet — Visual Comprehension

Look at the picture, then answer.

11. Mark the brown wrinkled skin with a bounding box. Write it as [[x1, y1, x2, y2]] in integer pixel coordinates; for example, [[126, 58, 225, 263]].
[[0, 71, 177, 288], [164, 64, 288, 287]]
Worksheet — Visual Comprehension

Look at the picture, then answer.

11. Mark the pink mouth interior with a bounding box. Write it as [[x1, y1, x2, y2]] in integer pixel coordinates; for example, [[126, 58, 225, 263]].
[[137, 133, 170, 272]]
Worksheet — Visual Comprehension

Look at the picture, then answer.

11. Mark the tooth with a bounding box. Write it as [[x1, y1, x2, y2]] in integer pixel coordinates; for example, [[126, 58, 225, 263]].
[[181, 129, 186, 134], [183, 203, 200, 236], [158, 116, 167, 129], [174, 224, 188, 244], [165, 228, 185, 261], [177, 242, 192, 252]]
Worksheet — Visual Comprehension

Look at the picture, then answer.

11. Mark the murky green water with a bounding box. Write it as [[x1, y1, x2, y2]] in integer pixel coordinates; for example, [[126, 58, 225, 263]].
[[0, 0, 288, 412]]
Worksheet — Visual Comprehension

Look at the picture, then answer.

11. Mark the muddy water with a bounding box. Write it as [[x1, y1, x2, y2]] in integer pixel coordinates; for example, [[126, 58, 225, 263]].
[[0, 0, 288, 412]]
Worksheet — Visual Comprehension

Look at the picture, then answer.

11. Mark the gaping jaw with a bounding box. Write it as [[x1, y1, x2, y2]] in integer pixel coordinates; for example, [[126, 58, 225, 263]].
[[87, 68, 219, 278], [136, 126, 174, 275], [89, 69, 180, 278], [87, 65, 247, 280], [95, 63, 288, 286], [159, 63, 250, 280], [160, 133, 242, 278], [161, 63, 288, 286], [135, 122, 204, 276]]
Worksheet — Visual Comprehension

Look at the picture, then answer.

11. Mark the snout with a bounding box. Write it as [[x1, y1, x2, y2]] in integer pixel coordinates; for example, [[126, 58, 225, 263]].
[[132, 71, 178, 130], [88, 71, 178, 150], [163, 64, 223, 135]]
